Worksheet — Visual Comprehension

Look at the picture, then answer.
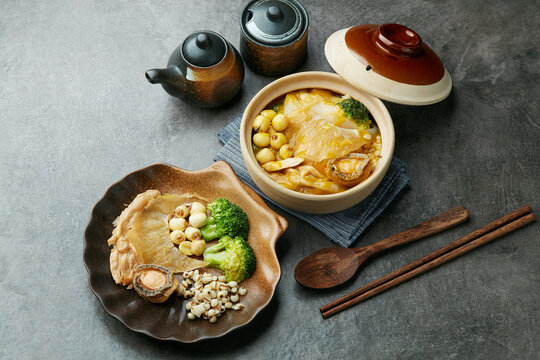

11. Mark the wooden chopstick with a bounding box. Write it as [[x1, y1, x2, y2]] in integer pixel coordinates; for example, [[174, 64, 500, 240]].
[[320, 206, 535, 319], [321, 206, 531, 314]]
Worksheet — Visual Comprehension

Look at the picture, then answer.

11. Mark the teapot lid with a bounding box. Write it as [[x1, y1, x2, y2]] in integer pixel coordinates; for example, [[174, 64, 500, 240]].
[[325, 24, 452, 105], [182, 31, 226, 67], [241, 0, 307, 46]]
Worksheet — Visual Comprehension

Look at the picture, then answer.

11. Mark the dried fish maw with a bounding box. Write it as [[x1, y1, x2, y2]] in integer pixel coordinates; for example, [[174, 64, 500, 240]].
[[268, 165, 347, 194], [289, 117, 367, 162], [283, 92, 303, 116], [109, 189, 161, 286], [108, 189, 160, 246]]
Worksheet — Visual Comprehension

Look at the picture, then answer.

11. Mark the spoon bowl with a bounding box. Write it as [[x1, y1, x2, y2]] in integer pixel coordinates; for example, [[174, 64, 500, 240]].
[[295, 247, 362, 289]]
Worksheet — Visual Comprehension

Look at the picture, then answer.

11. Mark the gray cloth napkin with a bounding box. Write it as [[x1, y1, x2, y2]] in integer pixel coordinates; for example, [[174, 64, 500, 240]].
[[214, 117, 410, 247]]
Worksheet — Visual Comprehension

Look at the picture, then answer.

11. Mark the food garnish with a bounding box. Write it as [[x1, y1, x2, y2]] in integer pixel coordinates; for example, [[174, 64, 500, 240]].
[[315, 153, 373, 187], [169, 217, 188, 232], [108, 190, 208, 287], [189, 202, 207, 214], [262, 156, 304, 172], [256, 147, 276, 164], [125, 193, 208, 273], [337, 98, 371, 129], [188, 212, 207, 228], [174, 204, 190, 218], [180, 270, 247, 323], [251, 89, 382, 194], [133, 264, 179, 303], [200, 198, 250, 241], [108, 192, 257, 323], [108, 189, 161, 287], [203, 235, 256, 283], [170, 229, 186, 245], [190, 239, 206, 256]]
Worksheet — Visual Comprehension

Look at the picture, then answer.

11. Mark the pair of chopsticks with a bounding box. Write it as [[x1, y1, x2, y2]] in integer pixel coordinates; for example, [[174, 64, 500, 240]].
[[320, 206, 535, 319]]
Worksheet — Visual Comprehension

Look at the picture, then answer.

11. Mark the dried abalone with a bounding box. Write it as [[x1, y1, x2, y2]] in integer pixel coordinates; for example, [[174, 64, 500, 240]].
[[315, 153, 372, 187], [132, 264, 179, 303]]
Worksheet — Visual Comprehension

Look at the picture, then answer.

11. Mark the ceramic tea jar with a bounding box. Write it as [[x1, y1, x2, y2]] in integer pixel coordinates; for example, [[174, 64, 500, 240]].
[[240, 0, 309, 77], [146, 30, 244, 108]]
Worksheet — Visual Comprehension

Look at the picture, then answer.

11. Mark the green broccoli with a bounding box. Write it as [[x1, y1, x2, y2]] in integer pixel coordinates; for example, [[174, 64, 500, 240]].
[[273, 103, 283, 114], [203, 236, 256, 283], [200, 198, 249, 241], [337, 98, 371, 130]]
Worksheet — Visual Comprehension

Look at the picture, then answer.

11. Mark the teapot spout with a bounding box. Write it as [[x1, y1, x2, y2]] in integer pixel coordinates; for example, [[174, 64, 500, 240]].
[[145, 68, 163, 84], [145, 66, 182, 85]]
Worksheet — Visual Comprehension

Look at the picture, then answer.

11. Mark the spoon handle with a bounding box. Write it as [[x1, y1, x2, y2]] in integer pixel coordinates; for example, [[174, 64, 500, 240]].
[[355, 206, 469, 256]]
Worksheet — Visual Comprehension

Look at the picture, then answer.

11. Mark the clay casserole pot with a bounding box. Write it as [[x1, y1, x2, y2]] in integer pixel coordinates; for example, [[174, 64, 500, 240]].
[[240, 71, 395, 214]]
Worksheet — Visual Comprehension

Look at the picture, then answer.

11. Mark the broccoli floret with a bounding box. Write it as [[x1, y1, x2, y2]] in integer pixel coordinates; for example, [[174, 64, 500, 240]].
[[203, 236, 256, 282], [200, 198, 249, 241], [337, 98, 371, 130], [273, 103, 283, 114]]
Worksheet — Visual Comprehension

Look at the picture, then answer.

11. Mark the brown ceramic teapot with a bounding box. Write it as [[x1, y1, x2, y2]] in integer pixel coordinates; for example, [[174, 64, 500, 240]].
[[146, 31, 244, 108]]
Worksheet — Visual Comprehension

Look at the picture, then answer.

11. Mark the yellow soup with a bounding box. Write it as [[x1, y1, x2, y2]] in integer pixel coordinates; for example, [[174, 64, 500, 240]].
[[251, 89, 381, 195]]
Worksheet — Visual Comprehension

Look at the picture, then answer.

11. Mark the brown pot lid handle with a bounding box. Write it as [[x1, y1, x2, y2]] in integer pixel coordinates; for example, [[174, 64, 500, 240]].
[[374, 23, 423, 57]]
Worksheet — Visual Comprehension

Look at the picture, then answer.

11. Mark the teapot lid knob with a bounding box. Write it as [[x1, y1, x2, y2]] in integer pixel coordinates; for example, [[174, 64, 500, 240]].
[[195, 33, 211, 49], [266, 6, 282, 21], [182, 30, 227, 67]]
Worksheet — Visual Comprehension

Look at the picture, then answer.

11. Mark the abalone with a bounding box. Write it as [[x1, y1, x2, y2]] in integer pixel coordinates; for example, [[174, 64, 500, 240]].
[[132, 264, 179, 303]]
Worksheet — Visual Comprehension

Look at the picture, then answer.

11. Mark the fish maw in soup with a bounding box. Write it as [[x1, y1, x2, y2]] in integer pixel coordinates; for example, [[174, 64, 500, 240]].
[[282, 92, 369, 162], [255, 89, 380, 195], [289, 117, 368, 162]]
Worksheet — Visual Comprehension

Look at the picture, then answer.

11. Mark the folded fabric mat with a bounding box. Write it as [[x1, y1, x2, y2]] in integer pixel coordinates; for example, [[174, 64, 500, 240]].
[[214, 117, 410, 247]]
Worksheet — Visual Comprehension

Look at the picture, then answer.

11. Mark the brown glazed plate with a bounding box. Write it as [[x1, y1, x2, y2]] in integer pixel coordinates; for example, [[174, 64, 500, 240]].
[[83, 162, 288, 342]]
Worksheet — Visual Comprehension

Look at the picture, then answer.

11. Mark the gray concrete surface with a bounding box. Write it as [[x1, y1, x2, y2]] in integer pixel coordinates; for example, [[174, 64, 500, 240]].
[[1, 0, 539, 359]]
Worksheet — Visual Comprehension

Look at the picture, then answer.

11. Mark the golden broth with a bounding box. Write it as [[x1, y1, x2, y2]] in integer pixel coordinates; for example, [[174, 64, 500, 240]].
[[251, 89, 381, 195]]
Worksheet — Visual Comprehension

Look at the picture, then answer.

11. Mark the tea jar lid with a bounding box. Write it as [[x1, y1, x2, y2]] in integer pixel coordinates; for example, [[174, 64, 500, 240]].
[[182, 30, 227, 67], [241, 0, 307, 46], [325, 23, 452, 105]]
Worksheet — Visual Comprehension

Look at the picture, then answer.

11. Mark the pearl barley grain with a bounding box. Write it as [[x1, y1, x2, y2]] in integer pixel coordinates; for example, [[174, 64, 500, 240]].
[[178, 271, 248, 324]]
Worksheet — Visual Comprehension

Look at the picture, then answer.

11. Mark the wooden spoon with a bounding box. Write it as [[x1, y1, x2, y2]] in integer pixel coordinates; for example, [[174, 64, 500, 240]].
[[294, 206, 469, 289]]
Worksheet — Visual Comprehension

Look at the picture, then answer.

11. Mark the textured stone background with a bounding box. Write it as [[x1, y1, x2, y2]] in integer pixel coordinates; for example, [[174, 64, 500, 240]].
[[1, 0, 539, 359]]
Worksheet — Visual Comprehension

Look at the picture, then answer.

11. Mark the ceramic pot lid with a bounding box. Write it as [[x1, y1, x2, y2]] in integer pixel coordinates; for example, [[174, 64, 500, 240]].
[[241, 0, 306, 46], [325, 24, 452, 105], [182, 31, 226, 67]]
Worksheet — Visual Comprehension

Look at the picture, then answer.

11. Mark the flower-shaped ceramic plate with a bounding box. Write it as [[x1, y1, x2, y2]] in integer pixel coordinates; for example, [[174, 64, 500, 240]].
[[84, 162, 288, 342]]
